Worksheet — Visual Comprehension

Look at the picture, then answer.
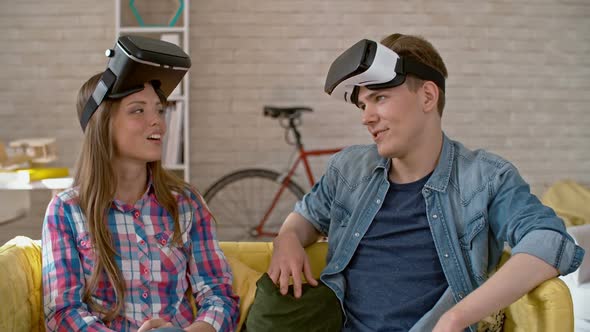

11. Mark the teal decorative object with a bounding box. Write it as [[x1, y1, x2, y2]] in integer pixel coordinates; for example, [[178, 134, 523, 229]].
[[129, 0, 184, 27]]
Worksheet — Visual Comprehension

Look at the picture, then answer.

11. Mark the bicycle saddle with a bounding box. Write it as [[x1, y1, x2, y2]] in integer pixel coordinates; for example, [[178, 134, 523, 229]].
[[263, 106, 313, 118]]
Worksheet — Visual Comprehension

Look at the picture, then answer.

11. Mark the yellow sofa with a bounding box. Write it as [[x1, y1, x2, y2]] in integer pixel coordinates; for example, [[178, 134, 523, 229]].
[[0, 236, 573, 331]]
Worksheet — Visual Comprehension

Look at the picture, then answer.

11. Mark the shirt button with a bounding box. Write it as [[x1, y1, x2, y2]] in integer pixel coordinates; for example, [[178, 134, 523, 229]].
[[458, 292, 464, 299], [143, 268, 149, 274], [444, 254, 449, 258], [376, 199, 381, 204], [354, 232, 360, 237], [335, 264, 339, 269], [134, 211, 140, 218], [142, 292, 148, 299], [139, 240, 145, 245], [432, 214, 438, 219]]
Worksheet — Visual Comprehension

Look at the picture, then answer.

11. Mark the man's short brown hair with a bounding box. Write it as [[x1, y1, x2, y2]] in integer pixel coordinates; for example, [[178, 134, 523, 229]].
[[380, 33, 448, 116]]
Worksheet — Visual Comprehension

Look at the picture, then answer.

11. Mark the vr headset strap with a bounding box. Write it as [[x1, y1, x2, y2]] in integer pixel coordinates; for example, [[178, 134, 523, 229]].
[[80, 69, 117, 131], [401, 58, 446, 93]]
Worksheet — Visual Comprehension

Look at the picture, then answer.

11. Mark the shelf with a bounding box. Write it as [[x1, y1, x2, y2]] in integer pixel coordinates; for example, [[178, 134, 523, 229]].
[[116, 0, 190, 182], [119, 26, 185, 34], [164, 164, 187, 171], [0, 177, 73, 190], [167, 95, 186, 102]]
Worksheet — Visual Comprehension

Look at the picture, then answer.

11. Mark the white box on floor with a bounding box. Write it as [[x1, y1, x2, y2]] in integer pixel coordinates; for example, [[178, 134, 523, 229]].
[[0, 190, 29, 225]]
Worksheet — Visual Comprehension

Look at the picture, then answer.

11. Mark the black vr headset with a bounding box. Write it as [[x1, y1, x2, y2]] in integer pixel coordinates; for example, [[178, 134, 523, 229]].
[[324, 39, 445, 105], [80, 35, 191, 131]]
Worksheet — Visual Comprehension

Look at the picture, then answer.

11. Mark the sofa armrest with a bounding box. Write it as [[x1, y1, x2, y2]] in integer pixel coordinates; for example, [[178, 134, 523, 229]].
[[0, 236, 44, 332], [503, 277, 573, 332], [497, 249, 574, 332]]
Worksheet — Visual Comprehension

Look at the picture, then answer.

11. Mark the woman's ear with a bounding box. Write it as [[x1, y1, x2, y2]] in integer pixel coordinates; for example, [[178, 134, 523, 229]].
[[422, 81, 439, 115]]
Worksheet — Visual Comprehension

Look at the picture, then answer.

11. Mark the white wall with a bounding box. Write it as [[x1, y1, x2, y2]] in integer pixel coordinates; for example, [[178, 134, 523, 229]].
[[0, 0, 589, 243]]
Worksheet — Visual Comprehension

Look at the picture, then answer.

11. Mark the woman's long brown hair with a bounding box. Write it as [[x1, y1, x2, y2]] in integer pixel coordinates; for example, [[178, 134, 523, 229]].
[[74, 73, 191, 321]]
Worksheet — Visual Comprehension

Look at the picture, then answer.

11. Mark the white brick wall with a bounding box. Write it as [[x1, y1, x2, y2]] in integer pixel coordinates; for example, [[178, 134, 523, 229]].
[[0, 0, 114, 242], [189, 0, 590, 197], [1, 0, 589, 242]]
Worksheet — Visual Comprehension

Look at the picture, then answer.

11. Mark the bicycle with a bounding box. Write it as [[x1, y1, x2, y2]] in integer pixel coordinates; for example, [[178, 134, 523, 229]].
[[203, 106, 343, 241]]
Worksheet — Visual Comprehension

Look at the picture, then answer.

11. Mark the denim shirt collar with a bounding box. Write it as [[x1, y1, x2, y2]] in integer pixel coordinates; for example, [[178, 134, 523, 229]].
[[371, 132, 454, 192], [372, 152, 390, 176], [425, 133, 454, 193]]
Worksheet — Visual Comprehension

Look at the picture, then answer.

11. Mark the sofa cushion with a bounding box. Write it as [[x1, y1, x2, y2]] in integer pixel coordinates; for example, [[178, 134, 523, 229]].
[[477, 310, 504, 332], [0, 236, 44, 332], [219, 241, 328, 280], [541, 180, 590, 227], [245, 273, 343, 332], [225, 256, 263, 331]]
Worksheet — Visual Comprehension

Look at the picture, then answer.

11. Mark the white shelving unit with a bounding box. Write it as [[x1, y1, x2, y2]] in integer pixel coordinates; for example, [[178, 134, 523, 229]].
[[114, 0, 190, 182]]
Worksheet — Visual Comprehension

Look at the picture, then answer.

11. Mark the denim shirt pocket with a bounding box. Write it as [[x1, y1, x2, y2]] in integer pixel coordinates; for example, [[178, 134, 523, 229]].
[[76, 232, 95, 276], [330, 200, 352, 227], [154, 231, 187, 273], [459, 213, 489, 283]]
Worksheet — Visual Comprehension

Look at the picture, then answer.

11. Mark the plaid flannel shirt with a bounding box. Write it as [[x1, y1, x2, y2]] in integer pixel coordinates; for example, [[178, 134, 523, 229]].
[[42, 182, 238, 331]]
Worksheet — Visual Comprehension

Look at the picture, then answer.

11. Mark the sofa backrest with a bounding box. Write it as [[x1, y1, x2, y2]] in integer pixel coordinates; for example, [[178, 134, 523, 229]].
[[219, 241, 328, 278]]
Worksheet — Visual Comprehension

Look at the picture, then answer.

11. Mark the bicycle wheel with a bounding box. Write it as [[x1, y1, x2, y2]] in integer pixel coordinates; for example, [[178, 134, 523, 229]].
[[203, 168, 306, 241]]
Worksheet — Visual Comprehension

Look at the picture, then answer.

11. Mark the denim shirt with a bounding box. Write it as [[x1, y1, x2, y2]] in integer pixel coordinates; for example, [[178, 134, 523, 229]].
[[294, 134, 585, 331]]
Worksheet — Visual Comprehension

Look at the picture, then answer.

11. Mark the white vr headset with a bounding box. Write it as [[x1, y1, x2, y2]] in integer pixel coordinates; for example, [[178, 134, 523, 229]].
[[80, 35, 191, 131], [324, 39, 445, 105]]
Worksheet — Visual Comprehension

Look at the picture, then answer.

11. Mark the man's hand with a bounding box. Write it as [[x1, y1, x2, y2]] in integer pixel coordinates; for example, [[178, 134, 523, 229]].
[[137, 318, 173, 332], [267, 232, 318, 298]]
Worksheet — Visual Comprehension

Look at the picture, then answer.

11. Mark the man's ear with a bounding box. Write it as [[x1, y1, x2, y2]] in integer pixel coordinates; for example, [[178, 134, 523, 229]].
[[422, 81, 439, 114]]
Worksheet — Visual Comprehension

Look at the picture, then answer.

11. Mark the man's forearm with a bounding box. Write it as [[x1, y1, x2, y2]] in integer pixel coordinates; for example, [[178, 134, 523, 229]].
[[442, 253, 559, 329], [277, 212, 321, 247]]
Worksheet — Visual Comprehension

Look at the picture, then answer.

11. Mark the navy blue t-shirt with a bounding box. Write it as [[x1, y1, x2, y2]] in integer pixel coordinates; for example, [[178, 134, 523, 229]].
[[342, 173, 448, 332]]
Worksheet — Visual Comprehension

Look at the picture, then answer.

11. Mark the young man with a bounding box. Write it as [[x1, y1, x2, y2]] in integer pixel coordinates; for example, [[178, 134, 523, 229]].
[[267, 33, 585, 332]]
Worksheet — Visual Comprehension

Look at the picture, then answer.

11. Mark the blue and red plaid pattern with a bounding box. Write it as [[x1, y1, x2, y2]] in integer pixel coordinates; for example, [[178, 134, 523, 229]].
[[42, 183, 239, 331]]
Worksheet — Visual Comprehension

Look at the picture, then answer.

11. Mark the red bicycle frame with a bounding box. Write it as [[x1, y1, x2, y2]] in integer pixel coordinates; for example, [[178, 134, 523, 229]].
[[255, 146, 343, 237]]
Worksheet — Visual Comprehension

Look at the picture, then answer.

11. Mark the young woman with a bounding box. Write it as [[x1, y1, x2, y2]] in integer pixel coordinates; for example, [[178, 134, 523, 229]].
[[42, 73, 239, 332]]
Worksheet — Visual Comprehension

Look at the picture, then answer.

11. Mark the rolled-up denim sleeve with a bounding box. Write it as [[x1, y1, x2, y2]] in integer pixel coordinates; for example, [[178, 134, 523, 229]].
[[488, 163, 585, 275], [293, 155, 339, 235], [511, 230, 584, 275]]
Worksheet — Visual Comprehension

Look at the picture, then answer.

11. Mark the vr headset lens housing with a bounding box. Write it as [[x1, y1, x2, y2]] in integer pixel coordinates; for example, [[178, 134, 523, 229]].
[[80, 35, 191, 131], [324, 39, 445, 105]]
